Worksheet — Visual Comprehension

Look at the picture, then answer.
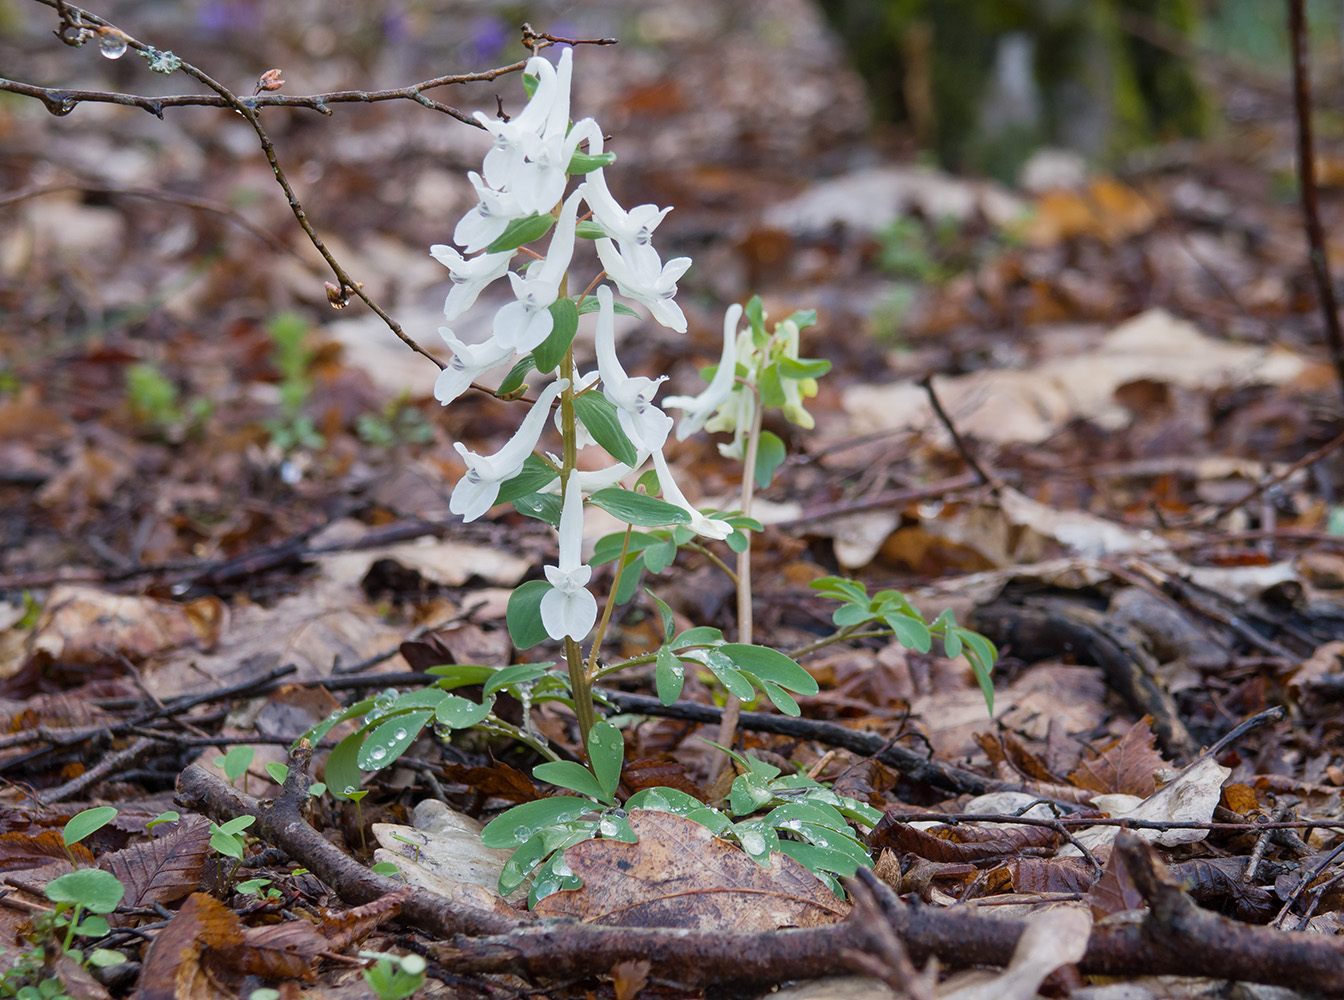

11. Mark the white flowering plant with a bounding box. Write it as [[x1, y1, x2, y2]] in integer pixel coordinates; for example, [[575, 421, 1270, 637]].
[[302, 43, 996, 906]]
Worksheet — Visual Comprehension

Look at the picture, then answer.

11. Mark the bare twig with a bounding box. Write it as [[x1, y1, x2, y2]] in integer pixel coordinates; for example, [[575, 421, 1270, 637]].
[[918, 373, 1000, 493], [1287, 0, 1344, 408]]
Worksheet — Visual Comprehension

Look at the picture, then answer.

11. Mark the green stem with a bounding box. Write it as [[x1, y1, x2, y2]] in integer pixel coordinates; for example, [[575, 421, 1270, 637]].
[[714, 388, 764, 777], [586, 525, 633, 679], [685, 540, 738, 585]]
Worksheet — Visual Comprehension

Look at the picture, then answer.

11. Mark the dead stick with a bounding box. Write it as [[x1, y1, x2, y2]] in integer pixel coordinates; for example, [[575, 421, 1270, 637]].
[[1287, 0, 1344, 409], [918, 374, 999, 493]]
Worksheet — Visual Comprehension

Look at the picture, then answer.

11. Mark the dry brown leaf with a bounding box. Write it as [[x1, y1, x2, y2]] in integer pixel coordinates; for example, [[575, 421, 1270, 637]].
[[1086, 847, 1144, 919], [534, 811, 848, 930], [135, 892, 245, 1000], [320, 885, 410, 952], [611, 959, 651, 1000], [0, 830, 91, 873], [222, 921, 328, 981], [1069, 716, 1166, 797], [100, 816, 211, 911], [868, 814, 1058, 862], [1003, 856, 1097, 895], [25, 586, 224, 670]]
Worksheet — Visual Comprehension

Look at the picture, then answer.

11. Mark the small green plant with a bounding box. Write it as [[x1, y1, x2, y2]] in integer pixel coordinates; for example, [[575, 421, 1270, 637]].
[[359, 952, 427, 1000], [357, 394, 434, 449], [264, 311, 325, 452], [235, 877, 281, 901], [209, 815, 256, 861], [145, 810, 179, 833], [214, 746, 255, 789], [60, 807, 117, 868], [42, 869, 126, 968], [124, 361, 211, 436]]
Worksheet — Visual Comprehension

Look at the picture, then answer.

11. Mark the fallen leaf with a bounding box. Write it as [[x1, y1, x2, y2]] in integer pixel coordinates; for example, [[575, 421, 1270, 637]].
[[1069, 717, 1166, 797], [534, 810, 848, 930]]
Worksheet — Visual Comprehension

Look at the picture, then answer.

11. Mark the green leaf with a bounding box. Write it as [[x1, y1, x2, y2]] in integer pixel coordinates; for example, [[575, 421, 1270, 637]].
[[45, 870, 124, 913], [496, 354, 537, 397], [435, 694, 494, 729], [575, 220, 608, 240], [427, 664, 498, 688], [591, 530, 662, 565], [392, 688, 449, 710], [325, 729, 366, 801], [495, 453, 559, 505], [785, 308, 818, 331], [647, 590, 676, 642], [613, 552, 646, 604], [484, 662, 551, 696], [753, 430, 786, 489], [626, 787, 707, 816], [218, 815, 256, 836], [655, 645, 685, 704], [589, 489, 690, 527], [481, 797, 596, 848], [218, 745, 254, 785], [578, 295, 640, 318], [752, 677, 800, 716], [777, 840, 865, 879], [358, 709, 433, 771], [506, 580, 553, 650], [719, 644, 818, 694], [301, 697, 375, 747], [764, 801, 849, 832], [810, 576, 868, 604], [693, 649, 755, 701], [486, 213, 554, 253], [512, 491, 563, 526], [63, 807, 118, 848], [883, 612, 931, 653], [671, 626, 723, 649], [533, 298, 580, 373], [533, 761, 608, 801], [744, 295, 766, 340], [498, 833, 551, 896], [568, 150, 616, 175], [587, 721, 624, 799], [758, 364, 785, 409], [732, 820, 779, 866], [777, 356, 831, 379], [265, 762, 289, 785], [644, 536, 680, 573], [572, 393, 638, 465]]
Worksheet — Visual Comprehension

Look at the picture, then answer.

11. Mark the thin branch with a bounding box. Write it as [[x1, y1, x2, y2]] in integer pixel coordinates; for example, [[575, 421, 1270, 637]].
[[1287, 0, 1344, 409]]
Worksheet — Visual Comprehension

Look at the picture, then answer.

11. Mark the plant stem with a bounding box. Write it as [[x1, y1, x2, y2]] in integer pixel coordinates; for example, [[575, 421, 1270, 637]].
[[559, 337, 596, 752], [586, 525, 633, 679], [713, 390, 764, 778]]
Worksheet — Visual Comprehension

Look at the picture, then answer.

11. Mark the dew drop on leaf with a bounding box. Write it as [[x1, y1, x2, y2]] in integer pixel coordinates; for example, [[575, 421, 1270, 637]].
[[368, 745, 388, 762], [740, 830, 767, 855]]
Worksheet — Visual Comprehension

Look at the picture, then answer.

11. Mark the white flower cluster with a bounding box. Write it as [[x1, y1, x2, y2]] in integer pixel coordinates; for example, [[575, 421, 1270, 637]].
[[430, 47, 734, 643]]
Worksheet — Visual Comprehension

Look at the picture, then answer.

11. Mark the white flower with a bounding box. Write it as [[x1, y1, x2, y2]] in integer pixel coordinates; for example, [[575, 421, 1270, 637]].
[[581, 130, 671, 272], [593, 285, 670, 451], [650, 441, 732, 540], [434, 327, 515, 406], [450, 379, 567, 521], [664, 302, 743, 441], [475, 50, 568, 190], [539, 476, 598, 641], [595, 237, 691, 333], [492, 186, 585, 352], [454, 171, 525, 254], [431, 245, 514, 322]]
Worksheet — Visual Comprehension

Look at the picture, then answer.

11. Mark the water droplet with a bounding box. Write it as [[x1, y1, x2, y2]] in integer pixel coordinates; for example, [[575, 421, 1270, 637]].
[[609, 809, 627, 819], [552, 856, 573, 877], [368, 745, 388, 762], [641, 792, 669, 812], [533, 879, 560, 900], [512, 826, 534, 842], [392, 728, 407, 741], [598, 817, 619, 837], [98, 29, 127, 59], [740, 830, 767, 856], [781, 819, 803, 832]]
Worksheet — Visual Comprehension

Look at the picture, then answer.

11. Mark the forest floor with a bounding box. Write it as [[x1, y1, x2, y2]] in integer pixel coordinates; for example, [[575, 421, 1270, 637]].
[[4, 2, 1344, 998]]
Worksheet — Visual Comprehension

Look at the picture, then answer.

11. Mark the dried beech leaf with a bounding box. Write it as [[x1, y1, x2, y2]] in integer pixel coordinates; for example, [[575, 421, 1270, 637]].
[[534, 811, 848, 930], [137, 892, 245, 1000], [940, 906, 1091, 1000], [869, 814, 1057, 862], [100, 815, 211, 910], [1069, 716, 1165, 797], [1169, 857, 1276, 922], [611, 959, 652, 1000], [1086, 848, 1145, 918], [321, 886, 411, 952], [0, 830, 91, 872], [1004, 856, 1097, 894], [221, 921, 327, 980]]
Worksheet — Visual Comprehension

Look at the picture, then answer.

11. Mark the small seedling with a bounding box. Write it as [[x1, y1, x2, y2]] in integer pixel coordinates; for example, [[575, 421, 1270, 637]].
[[214, 746, 255, 789], [359, 952, 427, 1000], [60, 807, 117, 867]]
